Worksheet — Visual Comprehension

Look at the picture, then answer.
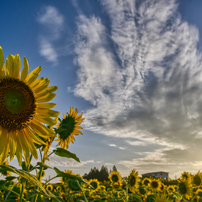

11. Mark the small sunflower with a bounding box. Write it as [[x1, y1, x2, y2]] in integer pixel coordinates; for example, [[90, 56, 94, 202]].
[[167, 185, 175, 193], [46, 184, 53, 192], [178, 179, 191, 200], [128, 169, 140, 193], [89, 179, 100, 192], [193, 171, 202, 186], [55, 107, 84, 149], [0, 47, 59, 165], [149, 178, 161, 192], [109, 170, 122, 185], [181, 171, 192, 183], [142, 177, 151, 187]]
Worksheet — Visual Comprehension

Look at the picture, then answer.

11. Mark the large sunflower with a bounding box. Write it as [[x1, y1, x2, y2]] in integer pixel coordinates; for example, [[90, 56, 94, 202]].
[[55, 107, 84, 149], [0, 47, 59, 165]]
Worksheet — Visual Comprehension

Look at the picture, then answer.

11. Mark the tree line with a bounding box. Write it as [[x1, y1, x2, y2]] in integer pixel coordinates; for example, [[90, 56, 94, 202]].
[[83, 165, 117, 182]]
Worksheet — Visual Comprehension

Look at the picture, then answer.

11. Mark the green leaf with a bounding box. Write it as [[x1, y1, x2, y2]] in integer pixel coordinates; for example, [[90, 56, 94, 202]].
[[53, 148, 80, 162], [5, 176, 16, 181], [0, 180, 7, 189], [0, 165, 53, 198], [37, 162, 52, 169], [172, 191, 182, 200]]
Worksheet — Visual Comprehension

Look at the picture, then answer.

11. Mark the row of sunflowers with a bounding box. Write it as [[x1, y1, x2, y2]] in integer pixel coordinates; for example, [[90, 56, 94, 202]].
[[1, 168, 202, 201]]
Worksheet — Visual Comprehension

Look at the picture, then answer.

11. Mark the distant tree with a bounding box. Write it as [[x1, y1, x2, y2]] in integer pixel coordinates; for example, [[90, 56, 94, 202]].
[[99, 165, 109, 181], [112, 165, 117, 171], [83, 165, 109, 182]]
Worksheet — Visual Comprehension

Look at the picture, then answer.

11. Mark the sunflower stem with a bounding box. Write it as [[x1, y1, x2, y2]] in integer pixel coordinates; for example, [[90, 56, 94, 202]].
[[76, 180, 88, 202], [125, 185, 129, 202], [19, 181, 25, 202]]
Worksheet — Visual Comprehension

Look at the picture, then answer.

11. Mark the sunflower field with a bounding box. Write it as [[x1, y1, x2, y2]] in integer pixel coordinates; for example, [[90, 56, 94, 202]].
[[0, 47, 202, 202]]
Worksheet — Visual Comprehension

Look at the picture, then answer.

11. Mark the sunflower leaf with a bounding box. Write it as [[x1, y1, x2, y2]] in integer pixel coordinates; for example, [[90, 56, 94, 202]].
[[53, 148, 80, 162], [0, 165, 54, 198]]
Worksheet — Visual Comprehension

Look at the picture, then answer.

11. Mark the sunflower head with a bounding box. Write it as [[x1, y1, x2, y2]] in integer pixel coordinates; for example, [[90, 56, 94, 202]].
[[181, 171, 192, 183], [178, 179, 191, 199], [128, 169, 140, 193], [89, 179, 100, 192], [55, 107, 84, 149], [142, 177, 151, 187], [0, 47, 59, 165], [193, 171, 202, 186], [46, 184, 53, 192], [109, 170, 122, 185], [149, 178, 161, 192]]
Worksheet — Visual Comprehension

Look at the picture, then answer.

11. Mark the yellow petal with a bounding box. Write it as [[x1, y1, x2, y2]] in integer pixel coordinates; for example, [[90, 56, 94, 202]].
[[29, 120, 55, 138], [21, 56, 29, 81], [37, 103, 57, 109], [36, 93, 56, 103], [6, 54, 15, 76], [24, 66, 41, 85], [0, 47, 5, 79], [15, 133, 23, 166], [13, 54, 21, 79], [23, 128, 38, 159], [34, 115, 57, 125], [26, 127, 46, 145], [29, 77, 45, 89], [35, 86, 58, 98], [9, 131, 17, 161], [18, 130, 30, 165], [34, 78, 50, 93]]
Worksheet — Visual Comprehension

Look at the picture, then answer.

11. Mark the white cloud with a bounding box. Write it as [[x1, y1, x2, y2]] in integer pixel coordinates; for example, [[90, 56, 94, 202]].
[[108, 144, 116, 147], [37, 5, 64, 39], [39, 37, 58, 64], [73, 0, 202, 175], [37, 6, 64, 64]]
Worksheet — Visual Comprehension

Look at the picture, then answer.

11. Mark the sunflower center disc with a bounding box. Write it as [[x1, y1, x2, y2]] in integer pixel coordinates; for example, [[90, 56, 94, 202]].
[[0, 77, 36, 131]]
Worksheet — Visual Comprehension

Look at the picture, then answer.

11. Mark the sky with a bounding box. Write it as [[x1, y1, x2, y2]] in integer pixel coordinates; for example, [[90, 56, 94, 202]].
[[1, 0, 202, 182]]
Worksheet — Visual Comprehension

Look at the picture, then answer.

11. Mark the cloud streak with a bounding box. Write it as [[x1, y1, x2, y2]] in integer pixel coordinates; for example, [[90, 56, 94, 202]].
[[73, 0, 202, 177], [37, 6, 64, 64]]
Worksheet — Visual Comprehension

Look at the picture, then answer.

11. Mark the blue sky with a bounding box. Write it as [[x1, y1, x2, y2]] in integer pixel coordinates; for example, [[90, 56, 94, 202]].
[[1, 0, 202, 182]]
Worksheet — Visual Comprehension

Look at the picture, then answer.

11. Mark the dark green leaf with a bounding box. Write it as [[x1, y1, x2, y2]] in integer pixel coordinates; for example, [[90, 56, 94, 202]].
[[53, 148, 80, 162]]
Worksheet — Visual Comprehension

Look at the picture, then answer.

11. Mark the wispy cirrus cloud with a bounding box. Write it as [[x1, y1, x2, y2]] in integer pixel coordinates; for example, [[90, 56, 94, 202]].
[[73, 0, 202, 177], [37, 6, 64, 65]]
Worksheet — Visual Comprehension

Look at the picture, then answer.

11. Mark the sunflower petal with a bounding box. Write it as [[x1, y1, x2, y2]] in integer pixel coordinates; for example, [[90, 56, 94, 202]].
[[9, 131, 17, 161], [23, 128, 38, 159], [13, 54, 21, 79], [0, 47, 5, 79], [36, 93, 56, 103], [25, 66, 41, 85], [26, 126, 46, 145], [21, 56, 29, 81], [37, 103, 57, 109], [6, 54, 15, 76], [18, 130, 30, 165]]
